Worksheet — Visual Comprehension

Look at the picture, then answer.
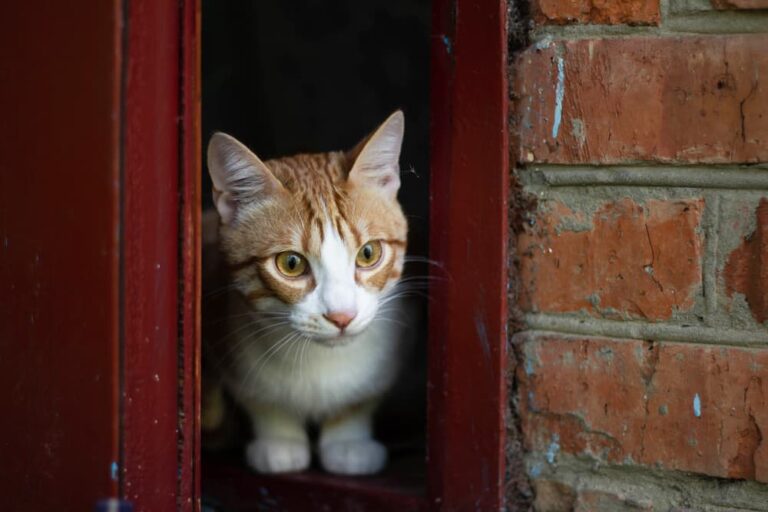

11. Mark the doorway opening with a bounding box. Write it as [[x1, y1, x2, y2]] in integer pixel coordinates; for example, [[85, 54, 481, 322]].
[[200, 2, 431, 508]]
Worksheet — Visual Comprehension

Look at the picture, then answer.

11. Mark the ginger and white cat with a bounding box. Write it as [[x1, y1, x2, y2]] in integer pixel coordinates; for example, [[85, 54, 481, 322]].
[[203, 111, 411, 475]]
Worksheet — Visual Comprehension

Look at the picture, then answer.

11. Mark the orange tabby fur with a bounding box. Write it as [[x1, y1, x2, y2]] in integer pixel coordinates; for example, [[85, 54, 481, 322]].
[[204, 111, 411, 475]]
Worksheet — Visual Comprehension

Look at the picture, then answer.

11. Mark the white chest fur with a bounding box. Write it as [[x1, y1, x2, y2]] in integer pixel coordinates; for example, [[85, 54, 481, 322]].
[[224, 311, 405, 421]]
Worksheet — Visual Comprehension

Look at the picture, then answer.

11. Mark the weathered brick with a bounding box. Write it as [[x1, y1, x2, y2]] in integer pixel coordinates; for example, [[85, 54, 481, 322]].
[[519, 197, 703, 320], [723, 198, 768, 325], [712, 0, 768, 8], [533, 0, 660, 25], [520, 334, 768, 481], [517, 36, 768, 164]]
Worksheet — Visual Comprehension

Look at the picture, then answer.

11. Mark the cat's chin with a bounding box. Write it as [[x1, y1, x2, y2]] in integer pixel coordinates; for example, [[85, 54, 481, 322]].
[[310, 333, 356, 347]]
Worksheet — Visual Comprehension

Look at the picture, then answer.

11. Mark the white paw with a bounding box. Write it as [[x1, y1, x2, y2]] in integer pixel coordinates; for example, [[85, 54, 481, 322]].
[[319, 439, 387, 475], [246, 439, 310, 474]]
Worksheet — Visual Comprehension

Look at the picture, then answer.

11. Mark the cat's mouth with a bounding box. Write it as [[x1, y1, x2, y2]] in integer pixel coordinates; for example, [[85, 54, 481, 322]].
[[307, 328, 359, 346], [301, 321, 371, 346]]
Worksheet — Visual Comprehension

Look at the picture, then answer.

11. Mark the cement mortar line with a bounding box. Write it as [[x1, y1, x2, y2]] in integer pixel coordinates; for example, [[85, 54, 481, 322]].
[[524, 454, 768, 510], [524, 313, 768, 346], [530, 14, 768, 42], [521, 166, 768, 190]]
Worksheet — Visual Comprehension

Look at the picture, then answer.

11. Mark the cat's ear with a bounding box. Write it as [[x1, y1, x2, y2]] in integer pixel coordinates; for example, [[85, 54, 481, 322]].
[[207, 132, 284, 224], [347, 110, 404, 200]]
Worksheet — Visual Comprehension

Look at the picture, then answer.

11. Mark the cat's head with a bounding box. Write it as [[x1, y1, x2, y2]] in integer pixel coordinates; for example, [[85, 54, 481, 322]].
[[207, 111, 408, 344]]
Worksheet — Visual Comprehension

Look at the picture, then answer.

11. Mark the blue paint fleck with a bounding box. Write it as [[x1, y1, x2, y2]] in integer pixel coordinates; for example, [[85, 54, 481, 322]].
[[524, 358, 535, 376], [534, 36, 553, 50], [546, 434, 560, 465], [528, 390, 538, 411], [693, 393, 702, 418], [552, 55, 565, 139], [110, 461, 118, 481], [441, 35, 452, 55], [530, 462, 544, 478]]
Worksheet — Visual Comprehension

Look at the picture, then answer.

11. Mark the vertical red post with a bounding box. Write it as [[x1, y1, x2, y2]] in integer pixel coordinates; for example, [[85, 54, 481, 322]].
[[429, 0, 510, 509], [121, 0, 200, 510], [179, 0, 203, 509], [0, 2, 122, 510]]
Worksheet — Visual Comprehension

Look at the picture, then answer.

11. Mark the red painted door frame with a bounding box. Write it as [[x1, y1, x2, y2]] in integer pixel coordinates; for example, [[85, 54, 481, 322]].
[[0, 0, 200, 512], [428, 0, 510, 510], [121, 0, 201, 511], [0, 3, 122, 510], [0, 1, 200, 510], [0, 0, 505, 508]]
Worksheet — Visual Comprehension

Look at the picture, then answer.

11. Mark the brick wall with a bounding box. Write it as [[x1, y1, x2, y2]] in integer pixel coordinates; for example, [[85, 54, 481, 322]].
[[511, 0, 768, 509]]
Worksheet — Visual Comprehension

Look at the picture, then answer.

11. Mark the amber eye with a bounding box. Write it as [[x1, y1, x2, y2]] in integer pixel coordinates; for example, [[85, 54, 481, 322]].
[[275, 251, 308, 277], [356, 241, 383, 268]]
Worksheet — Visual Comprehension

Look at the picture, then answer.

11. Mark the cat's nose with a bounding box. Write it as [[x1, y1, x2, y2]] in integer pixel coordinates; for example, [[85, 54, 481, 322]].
[[323, 311, 356, 331]]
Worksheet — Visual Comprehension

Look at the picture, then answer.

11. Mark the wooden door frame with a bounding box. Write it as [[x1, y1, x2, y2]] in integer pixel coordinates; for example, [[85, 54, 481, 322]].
[[428, 0, 510, 509], [120, 0, 201, 510], [122, 0, 508, 509]]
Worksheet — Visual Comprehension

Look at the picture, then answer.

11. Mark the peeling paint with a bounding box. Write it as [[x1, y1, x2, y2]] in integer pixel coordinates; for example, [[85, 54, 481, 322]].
[[525, 358, 535, 375], [528, 390, 538, 411], [571, 118, 586, 147], [546, 434, 561, 464], [535, 36, 553, 50], [441, 34, 452, 55], [693, 393, 702, 418], [552, 55, 565, 139]]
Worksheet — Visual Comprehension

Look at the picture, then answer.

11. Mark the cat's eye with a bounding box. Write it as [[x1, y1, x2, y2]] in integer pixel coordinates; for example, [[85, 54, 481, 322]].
[[355, 241, 383, 268], [275, 251, 308, 277]]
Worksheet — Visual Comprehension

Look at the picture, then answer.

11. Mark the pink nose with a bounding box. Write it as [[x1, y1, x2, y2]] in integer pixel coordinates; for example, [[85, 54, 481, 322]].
[[323, 311, 356, 330]]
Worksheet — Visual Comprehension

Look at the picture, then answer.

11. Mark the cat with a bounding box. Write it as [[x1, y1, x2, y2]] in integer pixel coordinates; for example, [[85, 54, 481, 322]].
[[202, 111, 412, 476]]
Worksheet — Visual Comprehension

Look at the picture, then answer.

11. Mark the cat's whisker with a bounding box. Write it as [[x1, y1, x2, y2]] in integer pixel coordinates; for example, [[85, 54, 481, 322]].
[[377, 305, 408, 320], [291, 334, 311, 385], [299, 336, 310, 383], [211, 318, 288, 347], [202, 283, 241, 299], [240, 330, 298, 388], [289, 333, 306, 383], [374, 314, 407, 328], [379, 286, 433, 305], [212, 321, 292, 371], [403, 256, 444, 267]]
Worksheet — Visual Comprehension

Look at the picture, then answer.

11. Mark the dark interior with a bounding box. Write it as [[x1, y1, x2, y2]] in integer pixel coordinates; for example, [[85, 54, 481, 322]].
[[201, 0, 431, 507]]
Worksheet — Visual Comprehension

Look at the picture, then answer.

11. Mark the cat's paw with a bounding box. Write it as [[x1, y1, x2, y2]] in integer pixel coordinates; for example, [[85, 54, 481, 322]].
[[319, 439, 387, 475], [246, 439, 310, 474]]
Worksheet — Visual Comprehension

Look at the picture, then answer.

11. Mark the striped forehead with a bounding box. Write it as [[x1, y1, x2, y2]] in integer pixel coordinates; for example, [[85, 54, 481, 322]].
[[266, 153, 350, 248], [301, 194, 357, 257]]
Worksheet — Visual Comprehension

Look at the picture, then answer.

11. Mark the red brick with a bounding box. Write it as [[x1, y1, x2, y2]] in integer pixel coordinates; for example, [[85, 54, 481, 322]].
[[517, 36, 768, 164], [724, 198, 768, 325], [519, 198, 703, 320], [520, 335, 768, 481], [711, 0, 768, 8], [534, 0, 660, 25]]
